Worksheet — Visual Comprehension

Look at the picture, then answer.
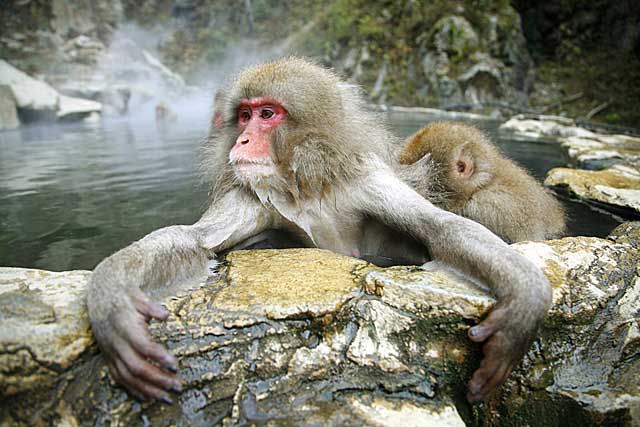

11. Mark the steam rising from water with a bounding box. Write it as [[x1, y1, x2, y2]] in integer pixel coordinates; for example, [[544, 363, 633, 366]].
[[100, 23, 287, 125]]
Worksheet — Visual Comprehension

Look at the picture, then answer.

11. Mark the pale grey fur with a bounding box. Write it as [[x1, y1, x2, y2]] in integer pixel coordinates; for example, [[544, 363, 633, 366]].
[[87, 57, 552, 403]]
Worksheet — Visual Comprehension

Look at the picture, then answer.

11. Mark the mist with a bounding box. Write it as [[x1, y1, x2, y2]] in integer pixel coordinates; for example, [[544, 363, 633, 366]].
[[97, 22, 288, 126]]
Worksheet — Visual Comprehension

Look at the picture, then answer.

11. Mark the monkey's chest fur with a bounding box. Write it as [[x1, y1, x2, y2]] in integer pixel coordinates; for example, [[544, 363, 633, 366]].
[[253, 186, 428, 266]]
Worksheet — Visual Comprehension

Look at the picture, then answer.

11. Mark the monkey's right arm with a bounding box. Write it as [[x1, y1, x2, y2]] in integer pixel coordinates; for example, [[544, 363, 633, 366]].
[[87, 188, 271, 401]]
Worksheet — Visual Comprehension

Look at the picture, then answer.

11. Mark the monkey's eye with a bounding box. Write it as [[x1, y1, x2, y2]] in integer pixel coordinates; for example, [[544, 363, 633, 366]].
[[239, 110, 251, 121], [261, 109, 274, 119]]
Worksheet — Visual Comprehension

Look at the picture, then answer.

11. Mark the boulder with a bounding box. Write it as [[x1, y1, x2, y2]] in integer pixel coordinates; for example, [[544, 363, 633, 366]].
[[56, 94, 102, 121], [561, 134, 640, 170], [499, 114, 597, 140], [0, 85, 20, 130], [1, 223, 639, 426], [546, 165, 640, 216], [0, 60, 104, 123], [431, 16, 479, 60], [0, 60, 59, 112], [457, 54, 505, 103]]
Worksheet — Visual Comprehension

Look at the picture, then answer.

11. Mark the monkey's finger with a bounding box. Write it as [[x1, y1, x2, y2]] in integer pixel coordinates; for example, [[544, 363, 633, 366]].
[[106, 360, 146, 401], [468, 307, 508, 343], [132, 290, 170, 321], [467, 333, 506, 399], [476, 362, 512, 401], [467, 358, 500, 402], [130, 335, 179, 376], [113, 357, 174, 403], [123, 317, 178, 372], [116, 338, 182, 393]]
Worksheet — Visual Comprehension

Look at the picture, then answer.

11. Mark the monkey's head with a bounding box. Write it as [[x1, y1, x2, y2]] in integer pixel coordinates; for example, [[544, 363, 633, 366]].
[[400, 122, 495, 199], [207, 57, 390, 196]]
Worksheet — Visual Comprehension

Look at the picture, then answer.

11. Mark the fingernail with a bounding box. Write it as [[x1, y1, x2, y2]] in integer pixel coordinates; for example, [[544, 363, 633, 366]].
[[166, 365, 178, 373], [469, 327, 479, 337], [170, 381, 182, 393], [161, 395, 173, 404]]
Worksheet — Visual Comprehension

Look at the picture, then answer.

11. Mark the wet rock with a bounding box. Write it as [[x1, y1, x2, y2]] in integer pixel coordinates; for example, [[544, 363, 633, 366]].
[[345, 396, 465, 427], [0, 60, 59, 112], [499, 114, 597, 140], [57, 94, 102, 121], [561, 134, 640, 170], [501, 115, 640, 218], [0, 85, 20, 130], [545, 165, 640, 216], [0, 60, 104, 124], [0, 268, 93, 396], [1, 224, 639, 426]]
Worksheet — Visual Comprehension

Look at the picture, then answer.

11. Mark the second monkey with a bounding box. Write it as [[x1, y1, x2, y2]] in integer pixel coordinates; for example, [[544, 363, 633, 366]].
[[399, 122, 566, 243]]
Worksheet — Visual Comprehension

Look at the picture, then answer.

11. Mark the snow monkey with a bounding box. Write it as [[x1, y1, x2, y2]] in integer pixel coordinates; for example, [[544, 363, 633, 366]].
[[399, 121, 566, 243], [87, 57, 552, 404]]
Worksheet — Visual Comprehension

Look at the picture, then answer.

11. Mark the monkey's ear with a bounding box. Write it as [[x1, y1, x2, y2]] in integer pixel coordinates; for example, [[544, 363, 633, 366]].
[[454, 143, 475, 180]]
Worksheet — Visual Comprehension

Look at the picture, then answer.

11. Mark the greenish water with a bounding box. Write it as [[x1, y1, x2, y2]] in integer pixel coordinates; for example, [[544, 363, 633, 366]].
[[0, 114, 622, 271]]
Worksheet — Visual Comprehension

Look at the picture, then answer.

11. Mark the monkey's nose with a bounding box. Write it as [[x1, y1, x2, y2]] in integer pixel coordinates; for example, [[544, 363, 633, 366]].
[[239, 138, 249, 145]]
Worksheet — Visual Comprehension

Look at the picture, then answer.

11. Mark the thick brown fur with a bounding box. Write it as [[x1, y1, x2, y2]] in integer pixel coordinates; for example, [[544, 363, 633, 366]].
[[400, 122, 566, 243]]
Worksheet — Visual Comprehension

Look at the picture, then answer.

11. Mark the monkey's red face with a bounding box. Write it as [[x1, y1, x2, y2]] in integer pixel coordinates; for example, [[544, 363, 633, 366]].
[[230, 98, 287, 181]]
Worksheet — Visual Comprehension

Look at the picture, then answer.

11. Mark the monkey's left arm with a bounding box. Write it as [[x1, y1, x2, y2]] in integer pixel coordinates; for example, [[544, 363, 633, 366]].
[[355, 164, 552, 402]]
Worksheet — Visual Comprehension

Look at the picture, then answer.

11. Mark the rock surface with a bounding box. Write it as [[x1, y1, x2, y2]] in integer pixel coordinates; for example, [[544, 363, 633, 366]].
[[0, 59, 104, 125], [56, 94, 102, 120], [0, 59, 59, 112], [501, 115, 640, 217], [499, 114, 598, 140], [1, 223, 639, 426], [561, 134, 640, 171], [546, 165, 640, 217]]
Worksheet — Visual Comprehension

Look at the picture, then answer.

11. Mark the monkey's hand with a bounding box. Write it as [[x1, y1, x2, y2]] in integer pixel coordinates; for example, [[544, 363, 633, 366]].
[[88, 285, 182, 402], [465, 283, 550, 403]]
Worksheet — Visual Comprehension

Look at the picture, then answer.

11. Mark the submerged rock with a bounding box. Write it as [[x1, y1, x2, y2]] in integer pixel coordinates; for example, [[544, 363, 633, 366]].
[[546, 165, 640, 216], [1, 224, 639, 426]]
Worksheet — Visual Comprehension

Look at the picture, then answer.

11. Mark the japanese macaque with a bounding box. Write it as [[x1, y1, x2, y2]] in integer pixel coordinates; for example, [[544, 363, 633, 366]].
[[155, 102, 177, 122], [399, 122, 566, 243], [87, 57, 552, 404]]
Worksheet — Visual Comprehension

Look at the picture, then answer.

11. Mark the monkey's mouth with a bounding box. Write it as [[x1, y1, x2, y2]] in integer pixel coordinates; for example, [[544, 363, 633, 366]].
[[232, 159, 275, 176]]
